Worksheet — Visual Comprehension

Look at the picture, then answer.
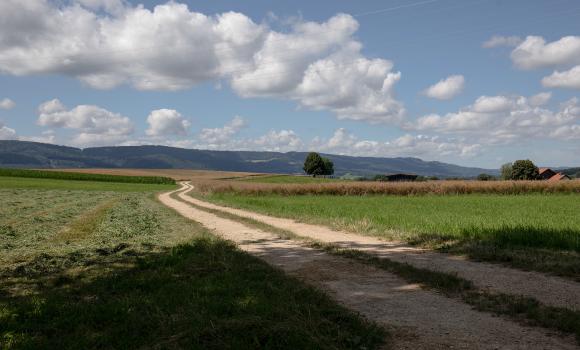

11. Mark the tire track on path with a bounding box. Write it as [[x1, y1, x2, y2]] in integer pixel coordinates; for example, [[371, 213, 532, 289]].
[[179, 183, 580, 311], [159, 183, 578, 350]]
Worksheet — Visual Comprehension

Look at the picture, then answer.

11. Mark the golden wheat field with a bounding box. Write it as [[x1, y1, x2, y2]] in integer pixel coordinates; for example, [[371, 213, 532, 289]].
[[194, 178, 580, 195]]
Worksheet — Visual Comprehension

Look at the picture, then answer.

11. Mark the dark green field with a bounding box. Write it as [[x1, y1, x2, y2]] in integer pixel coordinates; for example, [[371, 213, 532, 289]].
[[0, 168, 175, 184], [0, 176, 385, 349]]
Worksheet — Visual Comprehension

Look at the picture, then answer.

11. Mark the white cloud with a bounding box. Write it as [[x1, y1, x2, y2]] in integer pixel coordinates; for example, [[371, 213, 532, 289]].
[[19, 130, 56, 144], [0, 98, 15, 110], [312, 128, 482, 159], [191, 120, 479, 159], [482, 35, 522, 48], [253, 130, 303, 152], [542, 65, 580, 90], [37, 99, 134, 147], [411, 94, 580, 143], [529, 92, 552, 106], [198, 116, 247, 145], [423, 75, 465, 100], [146, 109, 190, 137], [294, 56, 405, 123], [511, 35, 580, 69], [549, 125, 580, 140], [0, 122, 16, 140], [0, 1, 404, 124], [193, 117, 303, 152], [74, 0, 128, 14]]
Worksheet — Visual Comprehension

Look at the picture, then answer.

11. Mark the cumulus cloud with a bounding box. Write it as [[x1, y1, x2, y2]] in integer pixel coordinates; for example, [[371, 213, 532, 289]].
[[37, 99, 134, 147], [422, 75, 465, 100], [146, 109, 190, 137], [293, 56, 405, 123], [193, 117, 303, 152], [0, 1, 405, 124], [411, 93, 580, 143], [312, 128, 482, 159], [482, 35, 522, 48], [0, 98, 15, 110], [19, 130, 56, 144], [198, 116, 247, 145], [253, 130, 303, 151], [528, 92, 552, 106], [0, 122, 17, 140], [510, 35, 580, 69], [74, 0, 128, 14], [542, 65, 580, 90], [191, 118, 479, 159]]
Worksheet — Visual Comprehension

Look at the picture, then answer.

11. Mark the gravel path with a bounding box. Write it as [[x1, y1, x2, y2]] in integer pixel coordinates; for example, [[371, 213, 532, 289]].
[[178, 182, 580, 311], [159, 184, 578, 349]]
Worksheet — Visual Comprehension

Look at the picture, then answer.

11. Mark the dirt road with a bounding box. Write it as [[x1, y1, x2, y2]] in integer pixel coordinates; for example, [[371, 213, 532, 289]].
[[159, 183, 578, 349], [177, 182, 580, 311]]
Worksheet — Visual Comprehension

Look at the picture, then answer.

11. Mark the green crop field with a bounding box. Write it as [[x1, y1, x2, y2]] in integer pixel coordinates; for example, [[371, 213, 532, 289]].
[[0, 176, 177, 192], [204, 192, 580, 280], [0, 180, 384, 349], [0, 168, 175, 184]]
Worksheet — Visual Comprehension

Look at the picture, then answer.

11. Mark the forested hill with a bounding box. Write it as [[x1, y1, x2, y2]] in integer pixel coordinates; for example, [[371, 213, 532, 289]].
[[0, 140, 497, 178]]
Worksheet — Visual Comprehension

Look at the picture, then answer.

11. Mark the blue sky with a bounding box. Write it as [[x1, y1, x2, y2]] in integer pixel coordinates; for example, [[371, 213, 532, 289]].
[[0, 0, 579, 168]]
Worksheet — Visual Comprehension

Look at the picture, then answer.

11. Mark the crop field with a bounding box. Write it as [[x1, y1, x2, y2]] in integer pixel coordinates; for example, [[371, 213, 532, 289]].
[[196, 178, 580, 195], [201, 183, 580, 280], [1, 168, 175, 184], [237, 174, 341, 183], [0, 175, 384, 349]]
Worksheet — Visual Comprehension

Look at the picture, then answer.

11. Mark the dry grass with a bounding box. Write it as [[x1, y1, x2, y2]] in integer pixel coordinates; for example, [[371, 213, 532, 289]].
[[194, 179, 580, 196]]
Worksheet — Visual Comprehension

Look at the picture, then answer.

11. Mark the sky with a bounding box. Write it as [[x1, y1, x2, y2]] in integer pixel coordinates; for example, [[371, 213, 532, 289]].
[[0, 0, 579, 169]]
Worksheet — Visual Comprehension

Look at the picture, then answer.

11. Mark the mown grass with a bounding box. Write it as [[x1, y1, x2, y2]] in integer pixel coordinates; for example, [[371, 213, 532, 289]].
[[239, 174, 340, 184], [0, 187, 386, 349], [204, 192, 580, 279], [0, 176, 176, 192], [0, 168, 175, 184]]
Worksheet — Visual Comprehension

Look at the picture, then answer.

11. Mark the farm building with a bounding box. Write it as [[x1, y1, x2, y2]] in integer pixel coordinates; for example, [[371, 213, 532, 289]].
[[379, 174, 418, 182], [539, 168, 571, 181]]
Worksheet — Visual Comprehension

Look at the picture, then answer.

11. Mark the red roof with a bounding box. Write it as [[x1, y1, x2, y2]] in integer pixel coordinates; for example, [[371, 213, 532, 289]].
[[538, 167, 550, 175], [548, 173, 571, 181]]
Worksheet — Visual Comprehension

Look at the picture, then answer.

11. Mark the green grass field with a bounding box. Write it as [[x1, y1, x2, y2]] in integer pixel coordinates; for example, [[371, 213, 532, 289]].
[[205, 193, 580, 279], [239, 174, 340, 184], [0, 178, 385, 349]]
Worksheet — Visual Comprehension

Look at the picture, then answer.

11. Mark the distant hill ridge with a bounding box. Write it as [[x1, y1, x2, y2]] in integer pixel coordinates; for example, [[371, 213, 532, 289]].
[[0, 140, 497, 178]]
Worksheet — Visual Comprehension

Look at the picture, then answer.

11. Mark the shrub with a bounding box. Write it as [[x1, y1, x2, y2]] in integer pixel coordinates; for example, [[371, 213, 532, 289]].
[[477, 173, 494, 181]]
